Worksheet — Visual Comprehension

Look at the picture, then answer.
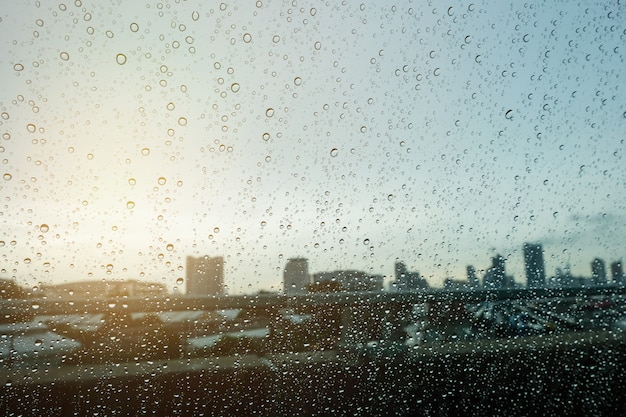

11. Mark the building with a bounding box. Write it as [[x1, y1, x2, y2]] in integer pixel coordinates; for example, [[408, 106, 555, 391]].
[[610, 261, 624, 284], [483, 254, 514, 289], [0, 278, 28, 299], [393, 261, 429, 291], [283, 258, 310, 294], [523, 243, 546, 288], [591, 258, 607, 286], [467, 265, 480, 289], [186, 255, 224, 296], [43, 279, 167, 299], [311, 270, 384, 292]]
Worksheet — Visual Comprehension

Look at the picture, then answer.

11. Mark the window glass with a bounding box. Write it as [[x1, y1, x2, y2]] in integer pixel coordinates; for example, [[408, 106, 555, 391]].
[[1, 1, 624, 415]]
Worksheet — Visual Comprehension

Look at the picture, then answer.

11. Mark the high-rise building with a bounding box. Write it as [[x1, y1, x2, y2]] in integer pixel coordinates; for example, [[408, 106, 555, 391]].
[[283, 258, 310, 294], [186, 255, 224, 296], [483, 254, 513, 288], [523, 243, 546, 288], [591, 258, 607, 286], [611, 261, 624, 284], [467, 265, 479, 289], [394, 261, 429, 291]]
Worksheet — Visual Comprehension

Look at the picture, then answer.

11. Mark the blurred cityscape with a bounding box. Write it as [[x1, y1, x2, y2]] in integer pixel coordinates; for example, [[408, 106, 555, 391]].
[[2, 242, 626, 415]]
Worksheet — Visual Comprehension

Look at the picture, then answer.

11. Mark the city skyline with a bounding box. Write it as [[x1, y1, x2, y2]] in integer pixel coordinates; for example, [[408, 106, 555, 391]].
[[5, 239, 622, 295]]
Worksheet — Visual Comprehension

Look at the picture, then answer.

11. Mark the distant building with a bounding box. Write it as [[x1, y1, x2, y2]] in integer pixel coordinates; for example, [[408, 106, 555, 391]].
[[610, 261, 624, 284], [524, 243, 546, 288], [443, 278, 471, 290], [393, 261, 429, 291], [591, 258, 607, 286], [312, 270, 384, 292], [187, 255, 224, 296], [0, 278, 28, 299], [283, 258, 310, 294], [483, 254, 514, 289], [44, 279, 167, 299], [466, 265, 480, 289]]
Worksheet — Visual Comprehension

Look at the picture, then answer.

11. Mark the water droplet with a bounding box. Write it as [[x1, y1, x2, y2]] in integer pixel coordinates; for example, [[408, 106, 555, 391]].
[[262, 132, 270, 141], [27, 124, 36, 132], [166, 243, 174, 251], [126, 201, 135, 209], [330, 148, 338, 157], [214, 227, 220, 233], [272, 35, 280, 43], [166, 102, 175, 111], [294, 77, 302, 86], [363, 238, 370, 245], [128, 178, 136, 186], [24, 258, 32, 264], [387, 194, 394, 201], [106, 264, 114, 271], [192, 11, 199, 21], [141, 148, 150, 156], [34, 339, 43, 347], [14, 63, 24, 71], [178, 117, 187, 126], [231, 83, 240, 93], [130, 22, 139, 32], [40, 224, 49, 233], [31, 303, 40, 310], [158, 177, 166, 185], [116, 53, 127, 65], [243, 33, 252, 43], [176, 277, 184, 285], [265, 108, 274, 117], [505, 109, 513, 120], [314, 41, 321, 50], [3, 173, 12, 180], [60, 52, 70, 61]]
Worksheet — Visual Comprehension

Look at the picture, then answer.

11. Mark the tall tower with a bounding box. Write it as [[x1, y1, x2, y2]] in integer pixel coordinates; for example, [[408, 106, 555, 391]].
[[186, 255, 224, 296], [467, 265, 479, 289], [611, 261, 624, 284], [284, 258, 310, 294], [523, 243, 546, 288], [591, 258, 607, 286]]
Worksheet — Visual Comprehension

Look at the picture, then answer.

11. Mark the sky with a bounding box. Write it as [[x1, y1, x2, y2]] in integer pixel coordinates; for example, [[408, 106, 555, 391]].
[[1, 1, 625, 294]]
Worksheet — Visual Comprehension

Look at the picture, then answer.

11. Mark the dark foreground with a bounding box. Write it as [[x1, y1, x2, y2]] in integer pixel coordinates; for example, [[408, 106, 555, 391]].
[[2, 332, 626, 417]]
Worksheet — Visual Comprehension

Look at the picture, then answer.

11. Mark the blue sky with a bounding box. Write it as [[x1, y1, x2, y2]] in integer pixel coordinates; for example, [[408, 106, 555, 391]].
[[1, 1, 624, 293]]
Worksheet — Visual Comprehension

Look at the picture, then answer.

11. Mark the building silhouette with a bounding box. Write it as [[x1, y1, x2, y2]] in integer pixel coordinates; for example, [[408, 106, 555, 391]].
[[483, 254, 514, 288], [523, 243, 546, 288], [283, 258, 310, 294], [591, 258, 607, 286], [466, 265, 479, 289], [394, 261, 429, 291], [312, 270, 384, 292], [43, 279, 167, 299], [186, 255, 224, 296], [611, 261, 624, 284]]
